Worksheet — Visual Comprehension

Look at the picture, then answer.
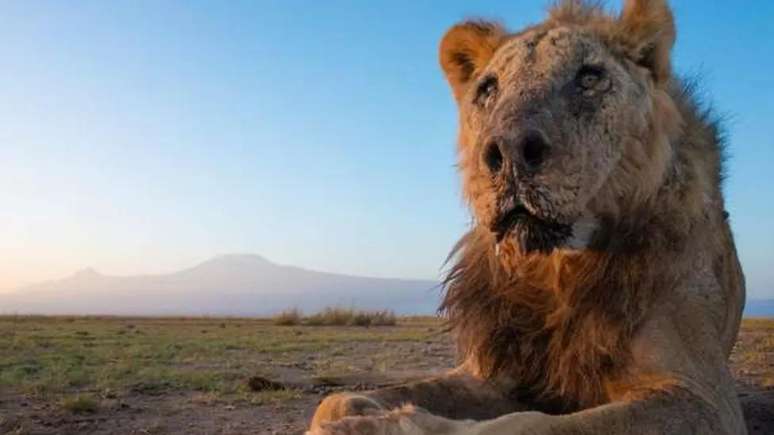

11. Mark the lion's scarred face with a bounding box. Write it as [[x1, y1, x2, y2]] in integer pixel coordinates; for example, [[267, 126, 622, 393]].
[[457, 28, 647, 253], [440, 3, 679, 255]]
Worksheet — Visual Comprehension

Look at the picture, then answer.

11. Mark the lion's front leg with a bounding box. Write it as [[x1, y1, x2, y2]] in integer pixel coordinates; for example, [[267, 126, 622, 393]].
[[309, 390, 730, 435], [312, 389, 734, 435], [309, 370, 524, 431], [309, 406, 562, 435], [308, 405, 477, 435]]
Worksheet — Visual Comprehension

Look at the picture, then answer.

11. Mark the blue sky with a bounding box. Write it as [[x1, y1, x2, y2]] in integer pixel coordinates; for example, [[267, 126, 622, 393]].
[[1, 1, 772, 298]]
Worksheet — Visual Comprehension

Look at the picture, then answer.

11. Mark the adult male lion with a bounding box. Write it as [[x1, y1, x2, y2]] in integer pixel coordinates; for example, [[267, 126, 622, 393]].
[[310, 0, 747, 433]]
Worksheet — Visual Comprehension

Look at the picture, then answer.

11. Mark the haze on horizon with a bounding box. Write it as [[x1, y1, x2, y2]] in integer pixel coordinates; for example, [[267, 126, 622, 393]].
[[1, 1, 773, 298]]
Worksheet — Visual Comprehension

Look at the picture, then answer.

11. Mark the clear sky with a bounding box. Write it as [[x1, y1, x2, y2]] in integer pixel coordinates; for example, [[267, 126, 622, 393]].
[[1, 1, 772, 298]]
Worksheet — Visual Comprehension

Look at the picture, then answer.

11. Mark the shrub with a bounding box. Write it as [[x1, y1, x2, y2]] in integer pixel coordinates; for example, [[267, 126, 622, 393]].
[[367, 310, 397, 326], [275, 307, 397, 327], [349, 312, 373, 327], [273, 308, 303, 326]]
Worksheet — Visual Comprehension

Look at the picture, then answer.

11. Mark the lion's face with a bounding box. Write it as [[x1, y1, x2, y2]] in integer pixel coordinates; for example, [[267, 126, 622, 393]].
[[441, 9, 678, 254]]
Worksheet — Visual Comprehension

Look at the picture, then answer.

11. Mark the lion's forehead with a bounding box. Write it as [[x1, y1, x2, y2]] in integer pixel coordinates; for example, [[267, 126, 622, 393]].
[[488, 27, 606, 84]]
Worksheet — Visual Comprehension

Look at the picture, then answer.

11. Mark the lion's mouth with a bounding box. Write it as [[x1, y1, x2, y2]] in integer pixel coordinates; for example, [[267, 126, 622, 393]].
[[492, 200, 532, 243], [491, 197, 573, 253]]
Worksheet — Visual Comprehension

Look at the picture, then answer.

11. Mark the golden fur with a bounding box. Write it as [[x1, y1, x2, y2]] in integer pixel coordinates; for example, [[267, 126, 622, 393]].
[[310, 1, 747, 434]]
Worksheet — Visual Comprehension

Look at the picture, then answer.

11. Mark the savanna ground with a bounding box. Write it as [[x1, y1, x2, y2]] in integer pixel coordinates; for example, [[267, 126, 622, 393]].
[[0, 316, 772, 435]]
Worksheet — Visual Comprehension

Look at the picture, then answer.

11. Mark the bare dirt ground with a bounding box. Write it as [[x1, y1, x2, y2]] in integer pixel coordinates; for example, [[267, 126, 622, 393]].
[[0, 317, 772, 434]]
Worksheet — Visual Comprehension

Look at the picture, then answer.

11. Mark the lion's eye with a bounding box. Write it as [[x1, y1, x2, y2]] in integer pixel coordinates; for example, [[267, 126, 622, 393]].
[[474, 75, 498, 108], [576, 65, 610, 96]]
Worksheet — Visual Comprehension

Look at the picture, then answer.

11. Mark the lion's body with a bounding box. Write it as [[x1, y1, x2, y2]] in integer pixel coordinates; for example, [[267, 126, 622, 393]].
[[309, 1, 748, 434], [440, 79, 745, 413]]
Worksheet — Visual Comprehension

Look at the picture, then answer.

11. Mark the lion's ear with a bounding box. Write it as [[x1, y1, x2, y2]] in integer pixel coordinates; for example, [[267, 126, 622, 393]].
[[439, 21, 507, 103], [616, 0, 675, 84]]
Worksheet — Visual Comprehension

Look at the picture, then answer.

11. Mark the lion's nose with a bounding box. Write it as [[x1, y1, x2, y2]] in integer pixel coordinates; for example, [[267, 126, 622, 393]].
[[519, 130, 550, 171], [482, 130, 551, 176]]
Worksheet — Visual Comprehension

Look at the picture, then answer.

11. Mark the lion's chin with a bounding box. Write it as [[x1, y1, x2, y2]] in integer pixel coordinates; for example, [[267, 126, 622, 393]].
[[501, 215, 600, 255], [491, 200, 584, 255], [507, 218, 574, 254], [491, 215, 571, 256]]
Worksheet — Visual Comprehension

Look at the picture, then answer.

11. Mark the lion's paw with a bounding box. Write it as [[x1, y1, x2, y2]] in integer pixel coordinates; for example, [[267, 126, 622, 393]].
[[308, 405, 472, 435], [309, 393, 386, 431]]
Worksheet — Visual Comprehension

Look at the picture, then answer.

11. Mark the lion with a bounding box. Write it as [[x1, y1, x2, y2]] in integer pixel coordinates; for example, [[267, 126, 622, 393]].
[[309, 0, 748, 434]]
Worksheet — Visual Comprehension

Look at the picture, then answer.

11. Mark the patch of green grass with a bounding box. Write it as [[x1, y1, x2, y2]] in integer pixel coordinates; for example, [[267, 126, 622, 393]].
[[0, 314, 442, 406]]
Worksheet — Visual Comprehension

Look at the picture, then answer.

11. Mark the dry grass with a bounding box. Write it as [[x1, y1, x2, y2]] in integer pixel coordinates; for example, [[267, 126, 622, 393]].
[[273, 308, 303, 326], [60, 394, 99, 414], [730, 318, 774, 388], [356, 310, 397, 327], [279, 307, 397, 327]]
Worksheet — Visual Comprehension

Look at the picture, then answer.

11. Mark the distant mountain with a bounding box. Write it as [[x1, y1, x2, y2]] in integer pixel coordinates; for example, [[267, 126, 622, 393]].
[[0, 255, 440, 316], [744, 299, 774, 318], [4, 256, 769, 318]]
